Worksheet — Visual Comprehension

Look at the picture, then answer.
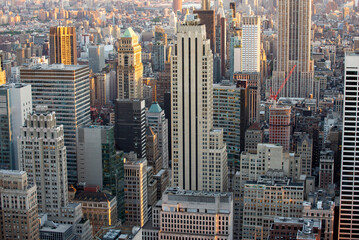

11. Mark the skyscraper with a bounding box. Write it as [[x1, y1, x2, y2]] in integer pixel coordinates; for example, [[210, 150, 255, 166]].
[[0, 170, 39, 240], [173, 0, 182, 13], [18, 107, 68, 219], [117, 28, 143, 100], [50, 26, 77, 65], [338, 53, 359, 240], [171, 15, 228, 192], [272, 0, 313, 98], [114, 99, 146, 159], [88, 44, 105, 73], [193, 10, 216, 53], [0, 83, 32, 170], [216, 7, 227, 79], [152, 26, 167, 72], [213, 81, 245, 174], [20, 64, 91, 184], [146, 102, 169, 169], [241, 16, 261, 72], [123, 153, 148, 227], [77, 125, 125, 222]]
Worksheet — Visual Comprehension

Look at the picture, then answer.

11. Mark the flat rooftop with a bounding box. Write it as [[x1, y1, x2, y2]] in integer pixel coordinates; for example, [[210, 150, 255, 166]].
[[22, 64, 87, 71]]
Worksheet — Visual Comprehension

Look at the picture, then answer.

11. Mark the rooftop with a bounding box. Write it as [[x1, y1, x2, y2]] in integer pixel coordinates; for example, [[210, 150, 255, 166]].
[[148, 102, 163, 113], [0, 83, 29, 90], [165, 187, 232, 198], [123, 27, 137, 38], [23, 64, 87, 71], [73, 191, 115, 203]]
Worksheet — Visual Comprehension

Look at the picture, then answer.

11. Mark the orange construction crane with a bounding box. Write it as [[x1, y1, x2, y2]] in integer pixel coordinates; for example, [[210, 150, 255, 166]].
[[270, 64, 297, 101]]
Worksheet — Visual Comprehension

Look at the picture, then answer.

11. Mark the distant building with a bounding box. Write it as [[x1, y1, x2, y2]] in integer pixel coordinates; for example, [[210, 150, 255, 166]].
[[143, 188, 233, 239], [0, 52, 6, 85], [0, 83, 32, 170], [152, 27, 167, 72], [241, 16, 261, 72], [272, 0, 313, 98], [49, 26, 77, 65], [193, 10, 216, 53], [172, 0, 182, 13], [117, 28, 143, 100], [0, 170, 39, 240], [88, 44, 105, 73]]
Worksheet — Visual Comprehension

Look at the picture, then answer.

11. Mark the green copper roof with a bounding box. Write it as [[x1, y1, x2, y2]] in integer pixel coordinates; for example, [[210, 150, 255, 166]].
[[148, 102, 162, 113], [123, 27, 137, 38]]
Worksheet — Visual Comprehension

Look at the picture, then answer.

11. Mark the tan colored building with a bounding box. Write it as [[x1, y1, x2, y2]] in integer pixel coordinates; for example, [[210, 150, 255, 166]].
[[117, 27, 143, 100], [242, 174, 304, 240], [0, 170, 39, 240], [245, 122, 263, 153], [72, 191, 117, 235], [124, 153, 148, 227], [49, 26, 77, 65], [146, 127, 162, 175]]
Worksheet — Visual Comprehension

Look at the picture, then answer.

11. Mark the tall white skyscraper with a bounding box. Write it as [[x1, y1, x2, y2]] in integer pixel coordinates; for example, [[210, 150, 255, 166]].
[[0, 83, 32, 170], [171, 15, 228, 192], [18, 107, 68, 219], [241, 16, 261, 72], [339, 53, 359, 240]]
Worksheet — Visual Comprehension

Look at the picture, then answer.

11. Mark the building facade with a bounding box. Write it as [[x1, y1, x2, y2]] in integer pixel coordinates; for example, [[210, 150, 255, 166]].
[[0, 170, 39, 240], [171, 15, 228, 192], [117, 28, 143, 100], [269, 104, 291, 151], [143, 188, 233, 240], [0, 83, 32, 170], [338, 53, 359, 240], [18, 108, 68, 219], [72, 191, 117, 235], [242, 175, 304, 240], [124, 154, 148, 227], [49, 26, 77, 65], [146, 102, 169, 169], [20, 64, 91, 184], [272, 0, 313, 98], [114, 99, 146, 159], [241, 16, 261, 72], [88, 44, 105, 73]]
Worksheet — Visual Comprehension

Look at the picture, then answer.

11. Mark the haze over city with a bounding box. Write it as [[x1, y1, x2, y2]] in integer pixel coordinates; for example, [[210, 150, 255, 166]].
[[0, 0, 357, 239]]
